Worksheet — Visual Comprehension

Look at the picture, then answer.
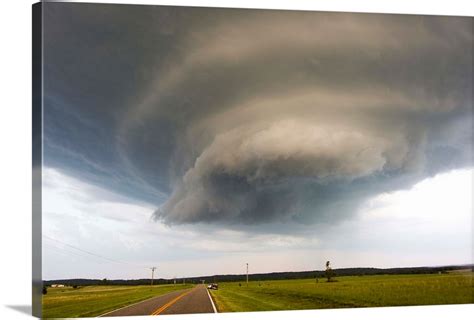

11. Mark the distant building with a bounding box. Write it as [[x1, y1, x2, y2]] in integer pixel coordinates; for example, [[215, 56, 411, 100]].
[[51, 284, 65, 288]]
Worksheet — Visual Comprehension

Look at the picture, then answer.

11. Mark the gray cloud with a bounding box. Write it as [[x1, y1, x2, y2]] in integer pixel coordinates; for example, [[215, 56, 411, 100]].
[[43, 3, 472, 228]]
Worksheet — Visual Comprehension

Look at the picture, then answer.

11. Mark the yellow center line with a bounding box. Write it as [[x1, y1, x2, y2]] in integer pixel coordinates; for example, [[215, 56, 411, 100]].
[[151, 287, 197, 316]]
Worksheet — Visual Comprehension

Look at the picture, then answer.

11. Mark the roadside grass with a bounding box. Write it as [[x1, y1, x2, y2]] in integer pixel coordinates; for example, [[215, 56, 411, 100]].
[[210, 272, 474, 312], [42, 284, 194, 318]]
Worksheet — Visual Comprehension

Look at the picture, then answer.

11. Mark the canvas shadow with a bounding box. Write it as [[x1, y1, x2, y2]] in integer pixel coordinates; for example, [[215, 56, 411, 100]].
[[5, 305, 31, 316]]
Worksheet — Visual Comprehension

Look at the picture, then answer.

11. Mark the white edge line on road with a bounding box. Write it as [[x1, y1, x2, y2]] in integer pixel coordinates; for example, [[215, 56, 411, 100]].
[[96, 289, 188, 318], [207, 288, 218, 313], [96, 294, 162, 318]]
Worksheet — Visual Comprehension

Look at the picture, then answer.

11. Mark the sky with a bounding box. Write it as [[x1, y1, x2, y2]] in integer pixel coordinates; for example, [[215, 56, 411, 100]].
[[41, 3, 473, 280]]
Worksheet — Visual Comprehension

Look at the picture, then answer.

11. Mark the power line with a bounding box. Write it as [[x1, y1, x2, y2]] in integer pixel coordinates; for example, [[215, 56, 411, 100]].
[[44, 241, 121, 266], [42, 235, 148, 269], [44, 242, 102, 262], [43, 235, 125, 265]]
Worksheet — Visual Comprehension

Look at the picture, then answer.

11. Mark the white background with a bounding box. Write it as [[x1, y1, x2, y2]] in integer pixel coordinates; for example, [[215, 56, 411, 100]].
[[0, 0, 472, 319]]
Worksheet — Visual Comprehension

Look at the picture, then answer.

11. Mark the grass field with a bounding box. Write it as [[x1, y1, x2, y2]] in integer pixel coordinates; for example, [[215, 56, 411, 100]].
[[210, 272, 474, 312], [42, 284, 194, 318]]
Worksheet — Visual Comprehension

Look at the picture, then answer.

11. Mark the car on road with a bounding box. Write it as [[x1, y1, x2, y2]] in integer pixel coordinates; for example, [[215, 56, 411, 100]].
[[207, 283, 218, 290]]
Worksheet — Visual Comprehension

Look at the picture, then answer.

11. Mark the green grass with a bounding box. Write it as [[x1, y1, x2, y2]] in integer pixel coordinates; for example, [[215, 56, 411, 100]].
[[42, 284, 194, 318], [210, 273, 474, 312]]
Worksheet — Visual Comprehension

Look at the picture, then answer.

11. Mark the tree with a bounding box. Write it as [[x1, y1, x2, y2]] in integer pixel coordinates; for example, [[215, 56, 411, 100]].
[[325, 261, 335, 282], [42, 286, 47, 295]]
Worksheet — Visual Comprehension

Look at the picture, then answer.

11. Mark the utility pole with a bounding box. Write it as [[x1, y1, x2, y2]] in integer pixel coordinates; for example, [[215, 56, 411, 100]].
[[246, 263, 249, 286], [150, 267, 157, 286]]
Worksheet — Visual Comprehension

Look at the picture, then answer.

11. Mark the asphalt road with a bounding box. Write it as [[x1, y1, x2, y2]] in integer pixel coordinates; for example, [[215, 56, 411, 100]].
[[99, 285, 216, 317]]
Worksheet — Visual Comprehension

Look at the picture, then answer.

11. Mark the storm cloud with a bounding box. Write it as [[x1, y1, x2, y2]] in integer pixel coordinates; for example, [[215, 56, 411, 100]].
[[43, 3, 473, 227]]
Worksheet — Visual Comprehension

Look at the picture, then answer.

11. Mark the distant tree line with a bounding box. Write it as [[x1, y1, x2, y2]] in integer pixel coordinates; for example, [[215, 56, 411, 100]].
[[43, 264, 472, 287]]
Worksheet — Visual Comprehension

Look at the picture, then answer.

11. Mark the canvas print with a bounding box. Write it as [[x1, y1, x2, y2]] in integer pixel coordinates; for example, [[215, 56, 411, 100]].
[[32, 1, 473, 318]]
